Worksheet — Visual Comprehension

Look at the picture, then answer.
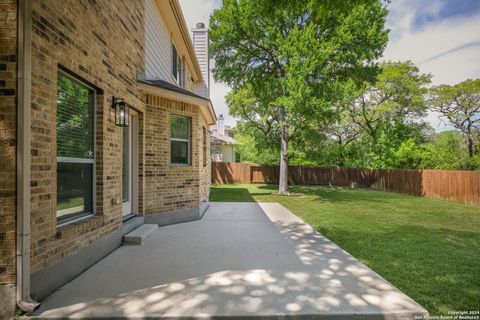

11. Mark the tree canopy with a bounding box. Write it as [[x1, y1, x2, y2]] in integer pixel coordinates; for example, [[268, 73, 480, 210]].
[[232, 63, 480, 170], [428, 79, 480, 160], [210, 0, 390, 192]]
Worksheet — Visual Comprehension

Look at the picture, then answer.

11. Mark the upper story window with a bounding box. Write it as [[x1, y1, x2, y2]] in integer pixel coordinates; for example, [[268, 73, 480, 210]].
[[171, 115, 191, 165], [180, 57, 185, 88], [172, 44, 185, 88], [172, 44, 178, 80], [56, 72, 95, 224]]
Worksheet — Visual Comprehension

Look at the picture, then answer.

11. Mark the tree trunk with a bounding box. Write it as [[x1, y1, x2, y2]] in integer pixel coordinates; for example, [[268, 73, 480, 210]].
[[467, 136, 475, 158], [279, 107, 289, 195]]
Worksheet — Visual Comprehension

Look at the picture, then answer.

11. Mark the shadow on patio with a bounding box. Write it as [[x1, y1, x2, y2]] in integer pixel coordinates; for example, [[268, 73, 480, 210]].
[[30, 202, 427, 319]]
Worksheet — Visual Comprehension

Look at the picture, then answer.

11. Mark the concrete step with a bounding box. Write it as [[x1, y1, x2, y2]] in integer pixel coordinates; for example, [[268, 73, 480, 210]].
[[123, 224, 158, 245]]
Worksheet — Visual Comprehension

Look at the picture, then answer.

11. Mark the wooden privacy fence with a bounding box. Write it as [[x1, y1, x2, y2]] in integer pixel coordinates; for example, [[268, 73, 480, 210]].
[[211, 162, 480, 205]]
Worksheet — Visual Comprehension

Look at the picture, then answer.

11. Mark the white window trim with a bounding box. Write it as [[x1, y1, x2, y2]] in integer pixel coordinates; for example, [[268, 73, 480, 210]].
[[57, 213, 93, 228], [172, 43, 178, 82], [172, 43, 186, 88], [170, 115, 191, 166], [56, 70, 96, 226], [57, 157, 94, 164], [180, 57, 185, 88]]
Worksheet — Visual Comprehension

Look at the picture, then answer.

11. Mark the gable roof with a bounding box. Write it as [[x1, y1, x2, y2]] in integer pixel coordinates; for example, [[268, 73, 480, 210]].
[[211, 132, 240, 145]]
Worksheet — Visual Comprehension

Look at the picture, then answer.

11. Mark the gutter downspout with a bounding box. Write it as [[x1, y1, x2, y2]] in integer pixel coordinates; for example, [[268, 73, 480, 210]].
[[16, 0, 40, 312]]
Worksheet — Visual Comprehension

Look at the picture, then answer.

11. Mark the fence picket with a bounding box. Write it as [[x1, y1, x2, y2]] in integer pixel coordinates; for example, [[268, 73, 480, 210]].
[[211, 163, 480, 205]]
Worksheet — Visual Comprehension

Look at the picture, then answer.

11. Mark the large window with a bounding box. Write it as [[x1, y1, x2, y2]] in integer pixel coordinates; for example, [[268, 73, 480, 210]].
[[56, 72, 95, 224], [171, 115, 191, 165]]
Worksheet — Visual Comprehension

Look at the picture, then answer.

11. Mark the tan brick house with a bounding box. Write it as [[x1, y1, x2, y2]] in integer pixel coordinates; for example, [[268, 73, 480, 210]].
[[0, 0, 215, 316]]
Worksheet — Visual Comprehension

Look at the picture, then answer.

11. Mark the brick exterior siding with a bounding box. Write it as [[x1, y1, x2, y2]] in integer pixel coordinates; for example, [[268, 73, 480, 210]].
[[144, 94, 210, 215], [200, 126, 211, 202], [29, 0, 145, 272], [0, 2, 213, 315], [0, 0, 17, 285]]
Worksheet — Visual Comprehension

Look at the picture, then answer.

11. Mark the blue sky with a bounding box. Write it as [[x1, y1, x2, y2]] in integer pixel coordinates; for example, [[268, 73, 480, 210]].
[[411, 0, 480, 30], [179, 0, 480, 129]]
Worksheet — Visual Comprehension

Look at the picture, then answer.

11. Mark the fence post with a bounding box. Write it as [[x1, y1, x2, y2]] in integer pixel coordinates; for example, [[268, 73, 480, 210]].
[[211, 163, 479, 205]]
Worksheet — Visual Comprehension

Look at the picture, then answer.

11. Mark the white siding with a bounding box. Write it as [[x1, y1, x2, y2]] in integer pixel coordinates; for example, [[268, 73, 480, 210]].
[[145, 0, 175, 83], [221, 145, 235, 163], [194, 82, 208, 98], [192, 28, 209, 98], [145, 0, 203, 93]]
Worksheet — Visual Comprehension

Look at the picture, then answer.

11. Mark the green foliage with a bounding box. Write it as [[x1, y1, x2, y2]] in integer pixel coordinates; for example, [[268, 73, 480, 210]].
[[56, 74, 94, 159], [234, 132, 279, 164], [420, 130, 472, 170], [211, 1, 479, 171], [428, 79, 480, 159], [391, 138, 425, 169], [210, 0, 390, 167], [232, 60, 433, 168], [232, 63, 480, 170], [343, 60, 431, 167]]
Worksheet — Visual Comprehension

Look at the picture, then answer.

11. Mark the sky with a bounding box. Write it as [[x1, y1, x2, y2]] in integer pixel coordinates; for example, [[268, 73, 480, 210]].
[[178, 0, 480, 129]]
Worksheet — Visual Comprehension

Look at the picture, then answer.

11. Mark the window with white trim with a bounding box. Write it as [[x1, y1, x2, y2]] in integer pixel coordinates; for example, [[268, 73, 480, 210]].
[[56, 72, 95, 224], [170, 115, 191, 165], [180, 57, 185, 88], [172, 44, 179, 81], [172, 44, 185, 88]]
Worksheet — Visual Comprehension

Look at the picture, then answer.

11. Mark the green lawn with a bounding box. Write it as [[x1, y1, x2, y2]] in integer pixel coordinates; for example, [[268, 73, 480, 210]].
[[210, 184, 480, 315]]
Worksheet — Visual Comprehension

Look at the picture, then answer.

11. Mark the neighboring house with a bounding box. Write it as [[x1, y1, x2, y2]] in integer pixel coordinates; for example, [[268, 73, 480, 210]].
[[0, 0, 216, 316], [211, 114, 241, 162]]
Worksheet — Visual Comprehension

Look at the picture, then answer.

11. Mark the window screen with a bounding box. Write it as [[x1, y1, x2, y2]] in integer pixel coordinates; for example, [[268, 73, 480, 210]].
[[172, 44, 178, 80], [171, 115, 190, 165], [56, 72, 95, 224]]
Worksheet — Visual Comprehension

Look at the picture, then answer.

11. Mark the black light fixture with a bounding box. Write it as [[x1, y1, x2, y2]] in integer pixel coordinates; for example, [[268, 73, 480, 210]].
[[112, 96, 130, 127]]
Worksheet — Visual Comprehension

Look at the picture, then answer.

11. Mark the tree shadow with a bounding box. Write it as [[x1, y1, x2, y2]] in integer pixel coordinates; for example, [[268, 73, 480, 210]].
[[33, 202, 428, 319], [313, 224, 480, 315], [210, 187, 256, 202]]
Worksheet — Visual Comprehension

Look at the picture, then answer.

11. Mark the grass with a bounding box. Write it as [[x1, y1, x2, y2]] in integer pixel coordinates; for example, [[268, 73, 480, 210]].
[[210, 184, 480, 315], [57, 197, 83, 211]]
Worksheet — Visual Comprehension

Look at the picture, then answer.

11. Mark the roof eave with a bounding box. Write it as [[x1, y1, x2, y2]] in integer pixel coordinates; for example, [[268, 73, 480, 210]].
[[138, 81, 217, 126]]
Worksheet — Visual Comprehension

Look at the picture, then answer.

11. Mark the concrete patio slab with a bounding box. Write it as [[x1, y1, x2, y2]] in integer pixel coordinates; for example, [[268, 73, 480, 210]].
[[29, 202, 428, 319]]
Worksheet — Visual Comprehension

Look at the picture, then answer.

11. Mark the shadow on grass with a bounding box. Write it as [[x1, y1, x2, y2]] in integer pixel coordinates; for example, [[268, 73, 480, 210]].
[[209, 184, 480, 315], [255, 184, 405, 205], [209, 187, 256, 202], [317, 223, 480, 315], [308, 185, 423, 206]]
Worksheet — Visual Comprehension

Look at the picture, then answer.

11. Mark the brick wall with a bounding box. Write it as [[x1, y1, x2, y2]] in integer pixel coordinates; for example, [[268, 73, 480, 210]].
[[1, 0, 213, 281], [144, 94, 211, 214], [29, 0, 145, 272], [199, 124, 211, 203], [0, 0, 17, 285]]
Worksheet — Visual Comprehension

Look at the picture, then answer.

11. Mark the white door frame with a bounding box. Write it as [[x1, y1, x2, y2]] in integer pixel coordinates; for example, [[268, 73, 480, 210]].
[[122, 114, 134, 217], [131, 115, 139, 216]]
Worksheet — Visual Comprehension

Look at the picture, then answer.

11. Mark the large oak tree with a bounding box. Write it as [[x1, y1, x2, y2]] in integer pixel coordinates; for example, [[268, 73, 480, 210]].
[[428, 79, 480, 159], [210, 0, 389, 194]]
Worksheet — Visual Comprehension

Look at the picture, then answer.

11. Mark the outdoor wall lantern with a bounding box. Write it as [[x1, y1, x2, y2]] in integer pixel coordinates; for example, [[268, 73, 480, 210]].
[[112, 96, 130, 127]]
